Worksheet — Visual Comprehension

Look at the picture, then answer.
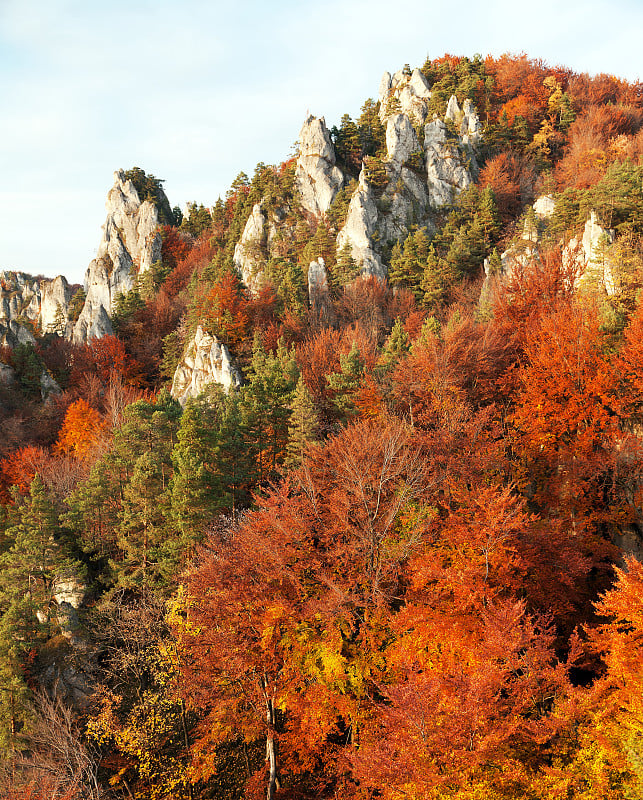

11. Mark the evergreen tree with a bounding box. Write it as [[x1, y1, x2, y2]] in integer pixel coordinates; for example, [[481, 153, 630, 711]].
[[0, 477, 83, 755], [240, 336, 299, 484], [326, 342, 365, 423], [332, 243, 360, 289], [421, 245, 458, 309], [286, 376, 320, 468]]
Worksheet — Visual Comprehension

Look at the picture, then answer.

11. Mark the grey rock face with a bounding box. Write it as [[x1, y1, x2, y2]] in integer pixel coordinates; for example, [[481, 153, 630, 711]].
[[308, 257, 330, 313], [336, 169, 386, 280], [73, 169, 166, 343], [424, 119, 473, 206], [171, 325, 242, 406], [533, 195, 556, 218], [295, 116, 344, 217], [380, 68, 432, 124], [41, 275, 73, 333], [565, 211, 616, 296], [0, 318, 37, 348], [0, 270, 41, 326], [386, 113, 420, 167], [233, 203, 267, 291]]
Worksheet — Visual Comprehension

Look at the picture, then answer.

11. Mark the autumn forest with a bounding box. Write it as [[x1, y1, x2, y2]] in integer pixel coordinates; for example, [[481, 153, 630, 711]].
[[3, 53, 643, 799]]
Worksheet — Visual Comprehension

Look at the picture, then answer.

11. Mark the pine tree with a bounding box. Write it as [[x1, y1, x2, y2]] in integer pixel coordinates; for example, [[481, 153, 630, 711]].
[[332, 242, 360, 289], [327, 342, 365, 423], [241, 335, 299, 483], [286, 376, 320, 468]]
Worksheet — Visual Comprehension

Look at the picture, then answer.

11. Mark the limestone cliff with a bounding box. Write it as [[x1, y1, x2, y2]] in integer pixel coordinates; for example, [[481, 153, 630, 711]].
[[295, 116, 345, 217], [171, 325, 242, 406], [332, 72, 476, 280], [233, 203, 267, 292], [73, 169, 166, 343]]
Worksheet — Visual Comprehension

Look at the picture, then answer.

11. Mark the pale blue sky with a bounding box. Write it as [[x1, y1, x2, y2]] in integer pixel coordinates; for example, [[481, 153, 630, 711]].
[[1, 0, 641, 284]]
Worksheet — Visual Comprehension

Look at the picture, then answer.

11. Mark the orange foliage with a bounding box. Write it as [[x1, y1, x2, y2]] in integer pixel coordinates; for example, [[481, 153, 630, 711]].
[[55, 398, 104, 461], [197, 271, 250, 346], [556, 104, 643, 189], [354, 374, 384, 420]]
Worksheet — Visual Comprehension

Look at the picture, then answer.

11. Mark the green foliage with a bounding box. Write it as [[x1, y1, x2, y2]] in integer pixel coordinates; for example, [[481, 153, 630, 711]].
[[388, 227, 432, 299], [66, 392, 182, 593], [326, 179, 358, 231], [363, 156, 389, 196], [180, 203, 212, 237], [326, 342, 365, 423], [421, 54, 490, 119], [68, 286, 86, 323], [0, 477, 84, 756], [286, 376, 320, 467], [332, 242, 360, 289], [240, 335, 299, 484], [111, 287, 145, 332], [123, 167, 174, 226], [10, 342, 43, 400], [264, 258, 307, 317]]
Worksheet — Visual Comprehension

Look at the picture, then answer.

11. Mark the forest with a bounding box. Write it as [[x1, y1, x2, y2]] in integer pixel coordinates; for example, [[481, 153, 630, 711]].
[[2, 52, 643, 798]]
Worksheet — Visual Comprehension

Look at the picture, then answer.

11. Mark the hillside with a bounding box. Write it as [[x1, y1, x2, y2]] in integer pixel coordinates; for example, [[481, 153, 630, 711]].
[[2, 53, 643, 799]]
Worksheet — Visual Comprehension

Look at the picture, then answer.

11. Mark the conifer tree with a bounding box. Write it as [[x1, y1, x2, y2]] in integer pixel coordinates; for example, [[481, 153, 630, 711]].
[[241, 335, 299, 483], [286, 376, 320, 468], [332, 242, 360, 289], [326, 342, 365, 423]]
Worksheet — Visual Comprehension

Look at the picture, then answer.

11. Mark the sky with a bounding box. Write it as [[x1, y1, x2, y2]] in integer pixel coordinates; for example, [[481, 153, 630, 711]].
[[1, 0, 642, 285]]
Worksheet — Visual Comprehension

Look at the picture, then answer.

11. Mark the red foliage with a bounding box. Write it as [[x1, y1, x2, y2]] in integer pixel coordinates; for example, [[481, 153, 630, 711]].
[[0, 445, 47, 502], [479, 150, 535, 225]]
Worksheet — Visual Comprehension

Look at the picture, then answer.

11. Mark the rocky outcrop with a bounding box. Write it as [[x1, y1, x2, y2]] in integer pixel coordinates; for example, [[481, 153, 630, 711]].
[[0, 270, 41, 325], [336, 169, 386, 279], [565, 211, 616, 295], [533, 194, 556, 218], [424, 118, 473, 207], [72, 169, 166, 343], [233, 203, 267, 291], [379, 68, 432, 124], [41, 275, 73, 334], [332, 73, 478, 281], [171, 325, 242, 406], [0, 318, 36, 348], [295, 116, 344, 217], [308, 257, 330, 314]]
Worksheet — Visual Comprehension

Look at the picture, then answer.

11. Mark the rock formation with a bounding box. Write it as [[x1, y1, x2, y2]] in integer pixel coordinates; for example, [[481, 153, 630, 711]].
[[379, 68, 432, 125], [336, 169, 386, 279], [171, 325, 242, 406], [40, 275, 74, 334], [328, 72, 478, 281], [233, 202, 267, 292], [72, 169, 166, 343], [295, 116, 344, 217], [565, 211, 616, 295], [308, 257, 331, 315], [424, 118, 473, 207]]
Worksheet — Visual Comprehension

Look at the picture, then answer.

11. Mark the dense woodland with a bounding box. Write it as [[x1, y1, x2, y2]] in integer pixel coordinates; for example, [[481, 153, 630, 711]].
[[3, 53, 643, 798]]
